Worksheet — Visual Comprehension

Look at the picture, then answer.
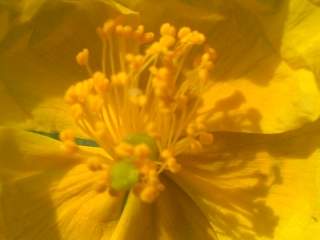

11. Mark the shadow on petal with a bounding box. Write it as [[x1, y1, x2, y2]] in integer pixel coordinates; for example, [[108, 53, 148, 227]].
[[204, 90, 262, 133], [170, 119, 320, 239]]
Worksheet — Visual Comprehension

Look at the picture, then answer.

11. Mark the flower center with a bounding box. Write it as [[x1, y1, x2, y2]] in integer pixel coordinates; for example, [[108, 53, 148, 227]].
[[60, 18, 217, 203]]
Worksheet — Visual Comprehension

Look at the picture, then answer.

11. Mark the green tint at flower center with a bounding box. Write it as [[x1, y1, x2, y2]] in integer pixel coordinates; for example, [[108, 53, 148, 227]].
[[110, 133, 159, 191], [124, 133, 159, 160], [110, 160, 139, 191]]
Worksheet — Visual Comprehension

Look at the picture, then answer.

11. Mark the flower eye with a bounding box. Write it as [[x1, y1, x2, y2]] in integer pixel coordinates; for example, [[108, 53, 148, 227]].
[[61, 18, 217, 203]]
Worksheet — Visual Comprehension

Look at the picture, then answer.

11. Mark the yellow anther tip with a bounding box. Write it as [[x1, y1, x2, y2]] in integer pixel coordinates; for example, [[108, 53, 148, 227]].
[[142, 32, 155, 43], [178, 27, 191, 39], [159, 35, 176, 48], [167, 157, 181, 173], [115, 142, 134, 157], [97, 20, 115, 39], [186, 125, 195, 136], [60, 129, 75, 141], [65, 86, 77, 104], [70, 103, 83, 119], [160, 23, 176, 36], [134, 144, 151, 159], [76, 48, 89, 66], [112, 72, 128, 85], [93, 72, 109, 93], [115, 24, 124, 35], [140, 186, 159, 203], [123, 25, 133, 36], [62, 140, 78, 154], [161, 149, 173, 159], [138, 95, 147, 107]]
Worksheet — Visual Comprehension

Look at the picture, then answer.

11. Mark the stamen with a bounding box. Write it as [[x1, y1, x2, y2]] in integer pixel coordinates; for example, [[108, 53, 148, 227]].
[[76, 48, 92, 75], [64, 18, 218, 203], [59, 129, 78, 154], [123, 133, 159, 160]]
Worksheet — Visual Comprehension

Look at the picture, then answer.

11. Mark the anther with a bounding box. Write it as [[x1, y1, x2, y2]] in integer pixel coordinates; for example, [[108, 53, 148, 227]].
[[124, 133, 159, 160], [70, 104, 83, 119], [112, 72, 128, 85], [97, 20, 115, 38], [141, 32, 154, 43], [134, 144, 151, 159], [115, 24, 125, 35], [60, 129, 75, 142], [65, 86, 77, 104], [160, 23, 176, 36], [167, 157, 181, 173], [140, 186, 158, 203], [76, 48, 89, 66], [115, 142, 134, 157], [178, 27, 191, 39], [92, 72, 109, 93], [59, 129, 78, 154], [135, 25, 144, 37], [123, 25, 133, 36], [146, 122, 159, 138], [159, 35, 176, 48]]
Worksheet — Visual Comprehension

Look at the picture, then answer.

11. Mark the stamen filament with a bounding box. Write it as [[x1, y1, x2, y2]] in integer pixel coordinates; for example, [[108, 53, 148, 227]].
[[65, 19, 217, 203]]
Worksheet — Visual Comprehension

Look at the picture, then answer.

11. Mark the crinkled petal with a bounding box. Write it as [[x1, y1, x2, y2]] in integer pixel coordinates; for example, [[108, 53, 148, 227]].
[[0, 0, 136, 130], [238, 0, 320, 79], [171, 121, 320, 239], [118, 0, 224, 30], [275, 0, 320, 81]]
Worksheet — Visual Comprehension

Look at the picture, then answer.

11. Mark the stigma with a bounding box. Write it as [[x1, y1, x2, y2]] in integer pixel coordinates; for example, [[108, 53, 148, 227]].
[[61, 18, 217, 203]]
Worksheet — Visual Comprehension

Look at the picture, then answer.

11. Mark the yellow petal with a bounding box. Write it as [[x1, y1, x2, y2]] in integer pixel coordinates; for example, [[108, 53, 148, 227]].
[[171, 122, 320, 239], [154, 177, 215, 240], [126, 1, 320, 133], [0, 0, 136, 131], [0, 127, 79, 172], [107, 193, 155, 240], [0, 128, 125, 239], [280, 0, 320, 79], [202, 58, 320, 133], [203, 2, 320, 133], [18, 0, 47, 23], [237, 0, 320, 81], [108, 179, 215, 240], [1, 164, 126, 240]]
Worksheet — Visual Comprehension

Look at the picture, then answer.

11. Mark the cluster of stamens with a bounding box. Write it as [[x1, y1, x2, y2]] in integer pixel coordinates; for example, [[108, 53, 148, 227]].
[[61, 18, 217, 203]]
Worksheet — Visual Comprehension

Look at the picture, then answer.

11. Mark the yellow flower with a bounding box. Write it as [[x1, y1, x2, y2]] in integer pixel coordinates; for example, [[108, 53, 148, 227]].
[[0, 1, 320, 240]]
